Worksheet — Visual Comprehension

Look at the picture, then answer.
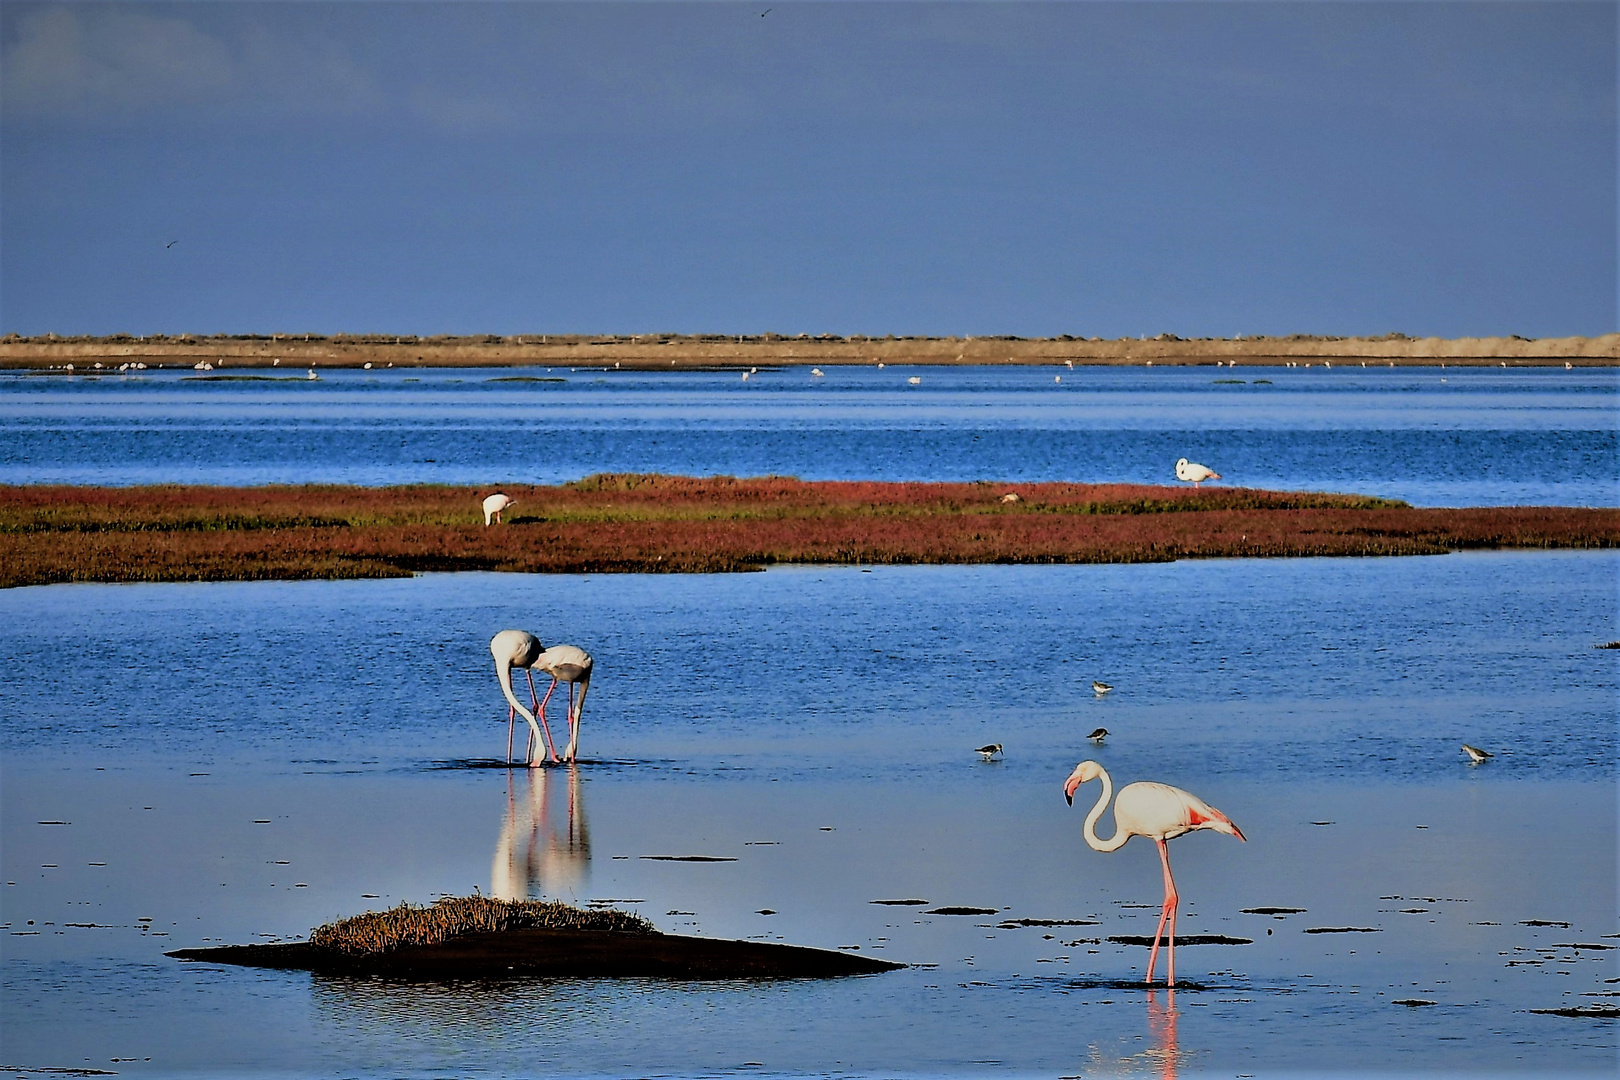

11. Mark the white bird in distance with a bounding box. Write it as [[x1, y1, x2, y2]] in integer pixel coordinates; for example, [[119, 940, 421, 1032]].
[[1175, 458, 1221, 486]]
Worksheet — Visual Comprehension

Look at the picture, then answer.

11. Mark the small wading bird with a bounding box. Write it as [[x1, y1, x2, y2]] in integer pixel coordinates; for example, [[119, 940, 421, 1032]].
[[1175, 458, 1221, 486], [975, 743, 1003, 759], [491, 630, 594, 764], [1065, 761, 1246, 986], [1092, 680, 1113, 695], [482, 492, 513, 526], [1087, 728, 1109, 744], [1462, 744, 1493, 765]]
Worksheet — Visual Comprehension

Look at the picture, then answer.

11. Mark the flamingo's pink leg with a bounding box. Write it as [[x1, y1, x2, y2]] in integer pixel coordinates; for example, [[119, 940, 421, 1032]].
[[534, 678, 561, 764], [1146, 897, 1171, 983], [565, 681, 578, 761], [1146, 838, 1180, 986], [506, 706, 515, 765], [1145, 839, 1174, 983]]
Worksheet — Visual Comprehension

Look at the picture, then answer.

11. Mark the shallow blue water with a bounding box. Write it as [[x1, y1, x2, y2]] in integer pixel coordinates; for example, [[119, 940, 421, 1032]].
[[3, 365, 1615, 505], [2, 555, 1614, 782], [2, 363, 1617, 1076], [2, 556, 1616, 1077]]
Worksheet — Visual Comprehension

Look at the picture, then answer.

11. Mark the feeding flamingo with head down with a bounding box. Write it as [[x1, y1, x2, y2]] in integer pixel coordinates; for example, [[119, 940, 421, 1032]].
[[492, 630, 558, 765], [1064, 760, 1246, 986], [490, 630, 593, 765], [483, 492, 514, 526]]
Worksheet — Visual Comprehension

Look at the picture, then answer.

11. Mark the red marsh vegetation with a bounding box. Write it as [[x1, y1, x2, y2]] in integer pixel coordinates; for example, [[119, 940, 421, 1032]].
[[2, 475, 1616, 589]]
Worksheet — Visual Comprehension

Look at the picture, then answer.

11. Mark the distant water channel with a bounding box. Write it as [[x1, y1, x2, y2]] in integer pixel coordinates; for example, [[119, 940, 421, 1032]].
[[2, 364, 1616, 505], [3, 555, 1616, 1077]]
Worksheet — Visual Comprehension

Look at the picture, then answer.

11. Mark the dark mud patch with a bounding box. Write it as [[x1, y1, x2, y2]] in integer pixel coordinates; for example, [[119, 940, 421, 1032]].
[[424, 758, 628, 771], [1552, 943, 1617, 951], [1304, 927, 1382, 935], [1107, 934, 1253, 947], [1241, 907, 1306, 915], [870, 899, 929, 906], [168, 927, 901, 979], [1393, 999, 1437, 1007], [1044, 975, 1263, 993], [925, 907, 999, 916], [1520, 919, 1572, 928], [1530, 1004, 1620, 1018], [640, 855, 738, 863], [997, 918, 1101, 928]]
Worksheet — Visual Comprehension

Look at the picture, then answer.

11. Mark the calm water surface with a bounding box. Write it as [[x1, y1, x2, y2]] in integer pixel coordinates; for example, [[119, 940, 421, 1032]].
[[2, 554, 1616, 1077], [2, 365, 1616, 505]]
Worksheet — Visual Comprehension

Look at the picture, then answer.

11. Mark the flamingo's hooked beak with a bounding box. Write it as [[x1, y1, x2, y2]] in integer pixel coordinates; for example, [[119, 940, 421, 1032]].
[[1064, 774, 1083, 805]]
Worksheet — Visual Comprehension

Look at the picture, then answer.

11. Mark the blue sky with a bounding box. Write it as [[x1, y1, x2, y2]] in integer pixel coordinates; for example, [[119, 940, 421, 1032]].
[[1, 1, 1613, 338]]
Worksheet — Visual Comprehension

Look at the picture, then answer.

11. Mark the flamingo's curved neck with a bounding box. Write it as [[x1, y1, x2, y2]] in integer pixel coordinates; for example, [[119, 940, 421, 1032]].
[[496, 660, 536, 724], [1083, 766, 1130, 852]]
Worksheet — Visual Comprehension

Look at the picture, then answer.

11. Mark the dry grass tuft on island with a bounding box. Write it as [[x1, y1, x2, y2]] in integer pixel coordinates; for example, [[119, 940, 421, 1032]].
[[167, 894, 902, 978], [308, 895, 655, 955], [3, 475, 1616, 589]]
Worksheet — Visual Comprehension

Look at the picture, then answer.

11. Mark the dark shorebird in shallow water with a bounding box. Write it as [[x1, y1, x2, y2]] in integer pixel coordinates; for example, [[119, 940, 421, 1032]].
[[1462, 744, 1493, 765], [974, 743, 1003, 759], [1092, 681, 1113, 695], [1088, 728, 1109, 744]]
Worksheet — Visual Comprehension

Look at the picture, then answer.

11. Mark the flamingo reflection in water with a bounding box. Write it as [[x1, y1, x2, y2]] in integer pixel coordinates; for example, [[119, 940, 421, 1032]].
[[1071, 989, 1183, 1080], [492, 764, 590, 901], [1145, 989, 1181, 1080]]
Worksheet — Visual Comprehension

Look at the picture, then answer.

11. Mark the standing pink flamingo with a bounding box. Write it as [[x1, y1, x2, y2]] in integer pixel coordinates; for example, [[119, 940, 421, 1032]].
[[1064, 760, 1246, 986]]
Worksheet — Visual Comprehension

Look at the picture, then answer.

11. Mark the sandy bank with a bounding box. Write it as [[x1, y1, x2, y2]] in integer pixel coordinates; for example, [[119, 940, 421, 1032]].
[[2, 332, 1615, 369]]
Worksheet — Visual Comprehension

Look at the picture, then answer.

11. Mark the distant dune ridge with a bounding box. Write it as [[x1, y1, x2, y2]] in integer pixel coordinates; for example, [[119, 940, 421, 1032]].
[[2, 477, 1615, 589], [1, 332, 1615, 369]]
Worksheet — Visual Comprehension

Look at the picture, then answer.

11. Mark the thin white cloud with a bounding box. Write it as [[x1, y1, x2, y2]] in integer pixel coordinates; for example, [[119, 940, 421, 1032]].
[[3, 7, 232, 116], [2, 6, 384, 124], [408, 83, 519, 135]]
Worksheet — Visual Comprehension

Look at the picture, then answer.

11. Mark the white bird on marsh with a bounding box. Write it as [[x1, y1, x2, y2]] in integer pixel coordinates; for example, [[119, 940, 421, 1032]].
[[975, 743, 1003, 759], [1087, 727, 1109, 743], [811, 368, 824, 377], [907, 376, 921, 385], [482, 492, 514, 526], [1092, 681, 1113, 695], [1064, 761, 1246, 986], [1462, 744, 1493, 765], [1175, 458, 1221, 486]]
